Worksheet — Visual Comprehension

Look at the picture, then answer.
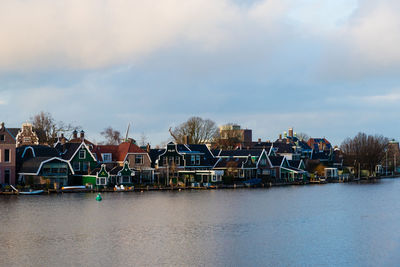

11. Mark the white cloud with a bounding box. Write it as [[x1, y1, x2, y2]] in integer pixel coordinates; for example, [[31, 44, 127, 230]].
[[0, 0, 290, 71], [321, 0, 400, 78]]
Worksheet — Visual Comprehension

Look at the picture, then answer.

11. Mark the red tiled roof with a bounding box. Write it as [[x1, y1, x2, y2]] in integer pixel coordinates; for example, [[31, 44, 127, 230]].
[[94, 141, 146, 162]]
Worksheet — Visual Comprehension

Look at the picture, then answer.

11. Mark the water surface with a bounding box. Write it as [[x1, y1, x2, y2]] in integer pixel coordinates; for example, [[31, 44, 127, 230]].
[[1, 179, 400, 266]]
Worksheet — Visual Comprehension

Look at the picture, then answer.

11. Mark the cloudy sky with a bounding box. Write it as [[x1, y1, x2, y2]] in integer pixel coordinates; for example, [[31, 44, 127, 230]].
[[1, 0, 399, 146]]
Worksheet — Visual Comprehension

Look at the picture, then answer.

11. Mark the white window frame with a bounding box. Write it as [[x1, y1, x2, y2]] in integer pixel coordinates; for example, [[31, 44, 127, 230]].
[[82, 162, 89, 172], [195, 155, 200, 165], [102, 153, 112, 163], [191, 155, 195, 165], [96, 177, 107, 185], [175, 156, 180, 165], [73, 161, 80, 171], [135, 155, 143, 165], [79, 149, 86, 159], [4, 149, 10, 163]]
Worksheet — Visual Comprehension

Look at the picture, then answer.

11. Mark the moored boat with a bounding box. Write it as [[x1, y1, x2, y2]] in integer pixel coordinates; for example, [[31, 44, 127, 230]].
[[19, 190, 44, 195], [61, 186, 87, 190]]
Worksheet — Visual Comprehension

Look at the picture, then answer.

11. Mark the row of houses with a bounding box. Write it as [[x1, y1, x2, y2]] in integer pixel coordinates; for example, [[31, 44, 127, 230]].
[[0, 123, 342, 188]]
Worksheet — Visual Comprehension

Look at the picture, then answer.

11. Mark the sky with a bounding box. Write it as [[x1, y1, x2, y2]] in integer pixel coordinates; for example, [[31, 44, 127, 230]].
[[1, 0, 400, 146]]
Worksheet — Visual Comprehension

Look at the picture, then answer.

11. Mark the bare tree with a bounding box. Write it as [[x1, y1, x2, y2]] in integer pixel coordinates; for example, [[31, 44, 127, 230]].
[[139, 132, 148, 147], [101, 127, 121, 145], [169, 117, 218, 144], [31, 111, 75, 146], [341, 132, 389, 176], [296, 132, 310, 142]]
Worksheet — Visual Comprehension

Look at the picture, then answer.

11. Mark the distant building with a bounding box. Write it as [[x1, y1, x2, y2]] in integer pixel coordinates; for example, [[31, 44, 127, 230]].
[[15, 123, 39, 147], [218, 124, 252, 148]]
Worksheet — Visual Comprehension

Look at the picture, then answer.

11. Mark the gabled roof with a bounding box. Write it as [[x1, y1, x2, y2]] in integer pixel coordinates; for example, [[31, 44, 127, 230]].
[[18, 157, 74, 175], [311, 150, 330, 161], [289, 160, 302, 169], [218, 149, 263, 158], [213, 157, 247, 169], [57, 142, 84, 160], [269, 155, 285, 167], [272, 142, 295, 154], [93, 141, 147, 162], [6, 128, 20, 139], [149, 148, 165, 164], [18, 145, 60, 160]]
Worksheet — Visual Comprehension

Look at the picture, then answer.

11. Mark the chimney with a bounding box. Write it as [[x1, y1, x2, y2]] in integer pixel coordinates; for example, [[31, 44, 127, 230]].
[[183, 135, 189, 144], [73, 130, 78, 139], [279, 134, 282, 140], [258, 138, 261, 144], [80, 130, 85, 140], [146, 143, 150, 153], [0, 122, 4, 130], [289, 128, 293, 138], [60, 133, 66, 145]]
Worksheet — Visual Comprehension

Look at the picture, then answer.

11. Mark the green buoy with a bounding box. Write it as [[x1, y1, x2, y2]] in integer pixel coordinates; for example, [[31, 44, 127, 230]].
[[96, 193, 102, 201]]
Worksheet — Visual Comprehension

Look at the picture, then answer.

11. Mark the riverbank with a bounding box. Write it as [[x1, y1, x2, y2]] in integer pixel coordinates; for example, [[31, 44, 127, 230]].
[[1, 175, 399, 195]]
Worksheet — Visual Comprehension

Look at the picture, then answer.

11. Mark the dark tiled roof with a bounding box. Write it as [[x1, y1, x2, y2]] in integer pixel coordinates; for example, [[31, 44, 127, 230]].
[[218, 149, 263, 157], [210, 149, 221, 157], [214, 157, 247, 168], [269, 155, 284, 166], [289, 160, 301, 168], [18, 157, 66, 174], [312, 151, 330, 161], [57, 142, 82, 160], [6, 128, 20, 139], [149, 149, 165, 164], [272, 142, 295, 154], [109, 166, 123, 175]]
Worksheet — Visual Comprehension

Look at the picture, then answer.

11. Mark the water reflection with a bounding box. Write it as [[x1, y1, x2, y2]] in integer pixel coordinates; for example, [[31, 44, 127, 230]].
[[1, 180, 400, 266]]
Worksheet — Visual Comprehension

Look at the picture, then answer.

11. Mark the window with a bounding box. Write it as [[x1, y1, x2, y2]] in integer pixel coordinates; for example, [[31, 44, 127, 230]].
[[162, 157, 167, 165], [4, 170, 10, 184], [73, 161, 80, 171], [122, 176, 130, 183], [175, 156, 180, 165], [102, 153, 112, 163], [82, 162, 89, 172], [4, 149, 10, 162], [23, 137, 31, 143], [96, 177, 107, 185], [135, 155, 143, 165], [79, 149, 86, 159], [0, 135, 4, 141], [191, 155, 200, 165]]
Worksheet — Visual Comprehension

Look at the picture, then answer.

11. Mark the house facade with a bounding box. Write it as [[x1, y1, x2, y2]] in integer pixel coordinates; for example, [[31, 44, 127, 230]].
[[0, 123, 17, 185], [15, 123, 39, 147], [17, 145, 74, 188]]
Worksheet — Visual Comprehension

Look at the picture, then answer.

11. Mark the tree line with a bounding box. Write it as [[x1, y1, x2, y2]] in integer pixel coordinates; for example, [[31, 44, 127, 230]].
[[29, 112, 394, 173]]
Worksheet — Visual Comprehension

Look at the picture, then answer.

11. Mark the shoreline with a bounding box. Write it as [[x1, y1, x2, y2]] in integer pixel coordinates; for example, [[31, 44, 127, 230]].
[[1, 175, 399, 195]]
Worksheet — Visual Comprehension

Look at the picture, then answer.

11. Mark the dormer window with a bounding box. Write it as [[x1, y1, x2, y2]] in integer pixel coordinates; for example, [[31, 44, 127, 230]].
[[135, 155, 143, 165], [102, 153, 112, 163], [79, 149, 86, 159]]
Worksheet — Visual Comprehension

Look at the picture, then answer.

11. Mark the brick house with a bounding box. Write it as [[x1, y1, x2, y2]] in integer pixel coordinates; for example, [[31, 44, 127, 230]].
[[0, 122, 18, 185]]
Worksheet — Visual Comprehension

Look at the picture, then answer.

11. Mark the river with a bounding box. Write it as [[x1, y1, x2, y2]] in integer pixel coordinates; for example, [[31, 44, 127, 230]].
[[1, 179, 400, 266]]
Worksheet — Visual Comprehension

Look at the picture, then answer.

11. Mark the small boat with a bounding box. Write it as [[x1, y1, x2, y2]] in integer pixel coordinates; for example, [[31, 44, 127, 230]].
[[61, 186, 87, 190], [19, 190, 44, 195]]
